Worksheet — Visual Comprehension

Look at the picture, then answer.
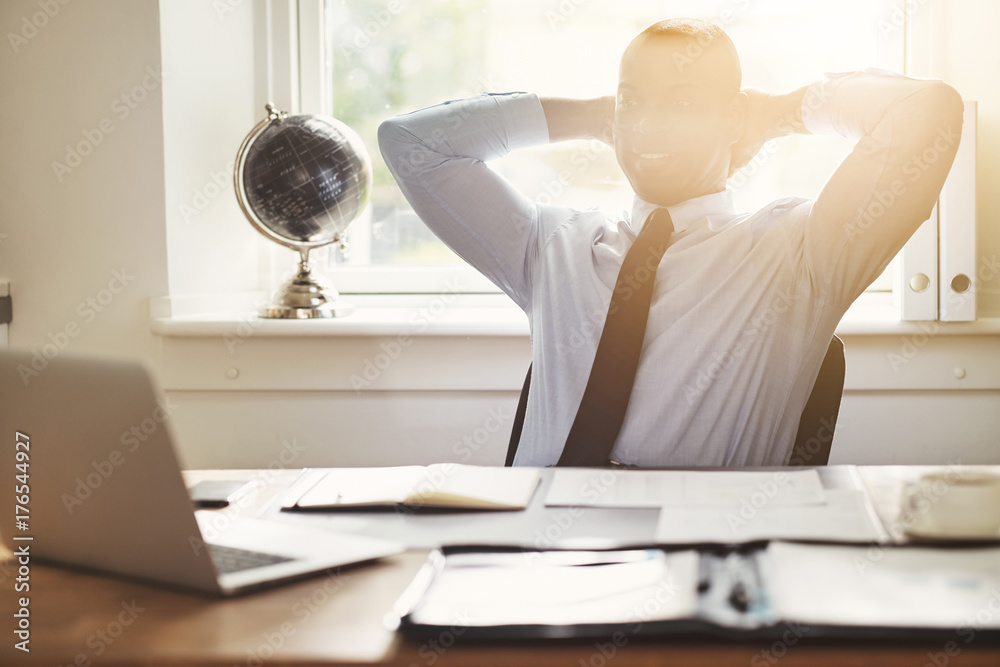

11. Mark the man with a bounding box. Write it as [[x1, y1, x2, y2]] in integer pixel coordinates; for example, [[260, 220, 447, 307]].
[[378, 18, 963, 467]]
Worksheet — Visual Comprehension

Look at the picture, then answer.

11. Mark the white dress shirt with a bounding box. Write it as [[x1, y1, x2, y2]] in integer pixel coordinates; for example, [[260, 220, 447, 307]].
[[378, 70, 963, 466]]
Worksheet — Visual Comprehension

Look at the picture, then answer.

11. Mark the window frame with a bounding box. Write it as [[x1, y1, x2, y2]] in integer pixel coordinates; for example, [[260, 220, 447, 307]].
[[267, 0, 970, 318], [257, 0, 497, 297]]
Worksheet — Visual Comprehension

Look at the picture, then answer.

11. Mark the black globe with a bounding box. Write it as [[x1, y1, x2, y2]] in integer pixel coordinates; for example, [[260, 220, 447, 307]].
[[241, 114, 371, 245]]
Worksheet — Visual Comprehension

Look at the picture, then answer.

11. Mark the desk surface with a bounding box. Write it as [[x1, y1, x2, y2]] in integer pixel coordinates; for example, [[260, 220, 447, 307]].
[[3, 465, 1000, 667]]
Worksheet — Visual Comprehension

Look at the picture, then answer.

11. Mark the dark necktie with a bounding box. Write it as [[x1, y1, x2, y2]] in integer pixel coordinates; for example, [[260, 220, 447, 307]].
[[556, 208, 675, 466]]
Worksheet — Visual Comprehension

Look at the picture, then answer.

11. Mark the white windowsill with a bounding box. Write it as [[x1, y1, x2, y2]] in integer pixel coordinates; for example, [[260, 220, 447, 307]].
[[150, 291, 1000, 338], [150, 292, 530, 337], [149, 290, 1000, 392]]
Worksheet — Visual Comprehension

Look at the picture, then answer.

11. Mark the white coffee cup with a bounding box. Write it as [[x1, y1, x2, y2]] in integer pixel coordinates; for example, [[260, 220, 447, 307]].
[[902, 470, 1000, 539]]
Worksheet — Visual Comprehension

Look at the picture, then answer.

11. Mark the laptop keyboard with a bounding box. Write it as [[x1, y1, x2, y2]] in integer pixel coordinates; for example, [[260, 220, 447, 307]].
[[207, 543, 295, 574]]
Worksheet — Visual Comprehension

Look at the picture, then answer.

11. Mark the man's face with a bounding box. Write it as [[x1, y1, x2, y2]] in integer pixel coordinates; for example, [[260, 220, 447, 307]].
[[613, 35, 744, 207]]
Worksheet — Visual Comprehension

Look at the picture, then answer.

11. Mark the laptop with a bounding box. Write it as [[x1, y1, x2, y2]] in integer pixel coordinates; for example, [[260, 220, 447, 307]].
[[0, 349, 405, 596]]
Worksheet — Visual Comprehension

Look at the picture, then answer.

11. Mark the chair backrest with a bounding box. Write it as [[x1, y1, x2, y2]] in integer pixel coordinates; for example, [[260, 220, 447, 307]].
[[504, 335, 846, 467], [787, 334, 845, 466], [505, 364, 534, 466]]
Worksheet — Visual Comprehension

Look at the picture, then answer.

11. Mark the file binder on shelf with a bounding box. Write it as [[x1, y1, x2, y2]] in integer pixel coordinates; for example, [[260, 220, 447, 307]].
[[895, 205, 938, 321], [938, 101, 977, 321], [390, 542, 1000, 642]]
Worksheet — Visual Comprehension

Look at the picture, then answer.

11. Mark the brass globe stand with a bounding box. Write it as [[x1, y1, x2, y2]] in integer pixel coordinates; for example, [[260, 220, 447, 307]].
[[260, 247, 354, 319]]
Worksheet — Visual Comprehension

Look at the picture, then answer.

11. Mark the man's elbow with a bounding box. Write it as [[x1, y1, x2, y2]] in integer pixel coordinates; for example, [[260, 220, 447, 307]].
[[921, 80, 965, 138], [893, 80, 965, 171], [377, 115, 442, 184], [377, 117, 408, 176]]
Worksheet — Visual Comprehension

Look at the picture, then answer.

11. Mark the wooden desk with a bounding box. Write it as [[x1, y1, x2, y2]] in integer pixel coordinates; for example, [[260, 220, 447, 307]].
[[2, 466, 999, 667]]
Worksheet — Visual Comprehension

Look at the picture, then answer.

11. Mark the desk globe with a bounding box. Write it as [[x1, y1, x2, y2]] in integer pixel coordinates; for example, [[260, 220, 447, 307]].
[[234, 103, 372, 318]]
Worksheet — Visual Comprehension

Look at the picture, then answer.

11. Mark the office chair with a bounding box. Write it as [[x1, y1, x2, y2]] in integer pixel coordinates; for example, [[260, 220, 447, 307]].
[[504, 335, 846, 467]]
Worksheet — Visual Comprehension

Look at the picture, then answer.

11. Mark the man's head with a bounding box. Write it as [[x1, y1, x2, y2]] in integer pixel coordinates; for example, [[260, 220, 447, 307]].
[[613, 18, 747, 207]]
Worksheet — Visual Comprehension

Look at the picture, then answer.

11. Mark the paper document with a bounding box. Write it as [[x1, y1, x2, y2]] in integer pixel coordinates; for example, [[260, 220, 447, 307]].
[[404, 549, 701, 628], [765, 542, 1000, 628], [282, 464, 540, 510], [545, 469, 826, 508], [655, 490, 887, 544]]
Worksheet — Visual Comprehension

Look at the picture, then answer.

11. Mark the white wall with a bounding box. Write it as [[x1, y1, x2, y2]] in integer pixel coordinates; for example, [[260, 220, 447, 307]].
[[2, 0, 998, 470], [1, 0, 168, 365], [159, 0, 262, 297]]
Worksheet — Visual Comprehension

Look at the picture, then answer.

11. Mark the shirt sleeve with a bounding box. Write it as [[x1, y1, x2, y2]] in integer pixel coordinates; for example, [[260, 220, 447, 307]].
[[798, 68, 965, 309], [377, 92, 550, 310]]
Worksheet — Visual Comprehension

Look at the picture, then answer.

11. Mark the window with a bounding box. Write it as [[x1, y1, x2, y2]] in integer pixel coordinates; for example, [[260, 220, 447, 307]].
[[278, 0, 971, 317]]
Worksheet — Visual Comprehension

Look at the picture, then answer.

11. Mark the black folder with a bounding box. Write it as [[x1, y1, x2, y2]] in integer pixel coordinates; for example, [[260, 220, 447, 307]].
[[390, 541, 1000, 642]]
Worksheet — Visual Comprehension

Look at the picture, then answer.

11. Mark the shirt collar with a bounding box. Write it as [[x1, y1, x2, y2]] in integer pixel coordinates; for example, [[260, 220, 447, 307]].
[[628, 188, 742, 234]]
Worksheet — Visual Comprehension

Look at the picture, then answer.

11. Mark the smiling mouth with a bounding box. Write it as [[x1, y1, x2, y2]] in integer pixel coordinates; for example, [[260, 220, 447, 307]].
[[633, 150, 672, 159]]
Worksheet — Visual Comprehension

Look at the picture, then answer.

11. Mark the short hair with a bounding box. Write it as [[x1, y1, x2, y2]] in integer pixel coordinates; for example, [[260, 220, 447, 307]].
[[627, 18, 742, 96]]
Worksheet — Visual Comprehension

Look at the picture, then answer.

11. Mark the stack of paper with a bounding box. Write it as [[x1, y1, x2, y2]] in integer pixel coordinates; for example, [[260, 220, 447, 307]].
[[544, 469, 886, 544]]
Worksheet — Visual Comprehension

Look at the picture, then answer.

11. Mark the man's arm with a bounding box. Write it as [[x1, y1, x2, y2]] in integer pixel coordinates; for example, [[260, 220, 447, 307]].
[[377, 93, 547, 309], [729, 86, 808, 176], [740, 70, 964, 309], [537, 96, 615, 144], [378, 93, 610, 309]]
